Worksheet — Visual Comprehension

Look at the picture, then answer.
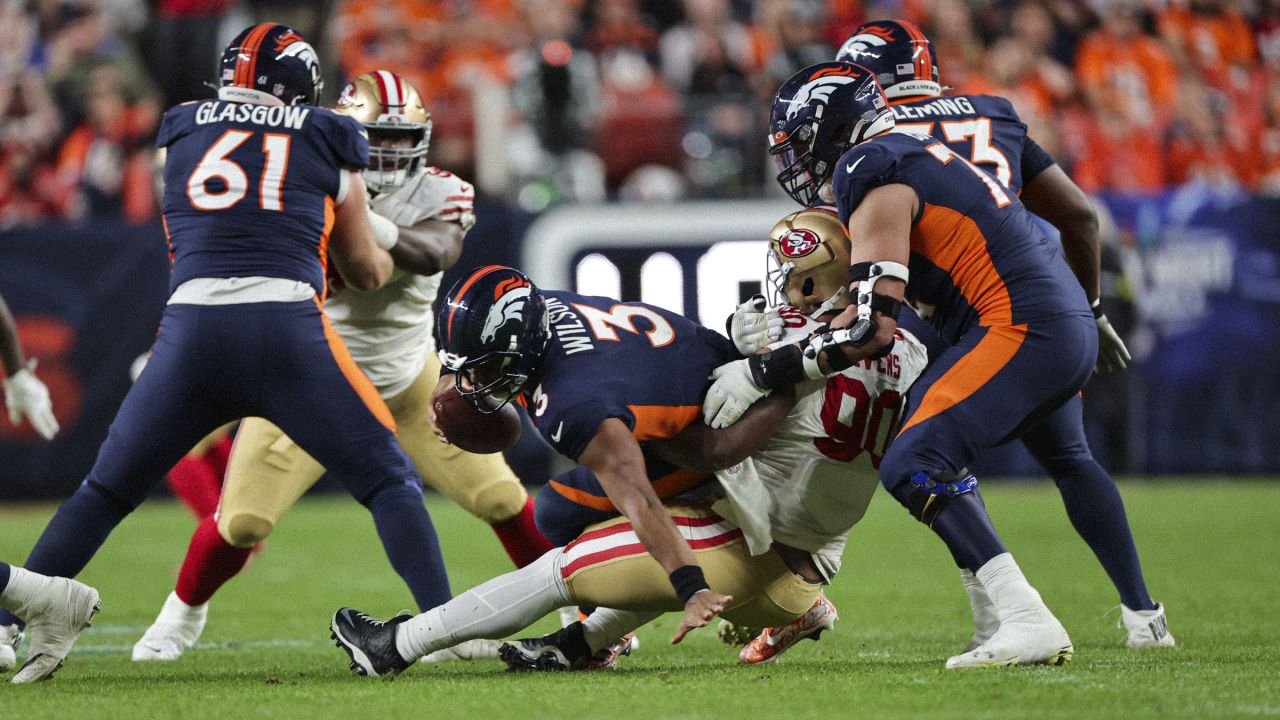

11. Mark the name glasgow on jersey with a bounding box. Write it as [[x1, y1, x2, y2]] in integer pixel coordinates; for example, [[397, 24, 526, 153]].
[[544, 296, 594, 355], [194, 100, 312, 129], [889, 96, 977, 120]]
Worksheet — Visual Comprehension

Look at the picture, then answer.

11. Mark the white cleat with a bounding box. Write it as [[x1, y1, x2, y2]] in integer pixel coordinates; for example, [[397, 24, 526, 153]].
[[132, 592, 208, 662], [0, 624, 22, 672], [945, 612, 1073, 669], [420, 639, 503, 663], [12, 577, 100, 683], [1121, 603, 1176, 648]]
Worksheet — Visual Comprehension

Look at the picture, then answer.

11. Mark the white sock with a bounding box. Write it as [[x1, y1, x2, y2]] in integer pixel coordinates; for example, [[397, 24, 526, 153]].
[[395, 548, 569, 661], [975, 553, 1048, 623], [582, 608, 660, 654], [0, 566, 48, 617]]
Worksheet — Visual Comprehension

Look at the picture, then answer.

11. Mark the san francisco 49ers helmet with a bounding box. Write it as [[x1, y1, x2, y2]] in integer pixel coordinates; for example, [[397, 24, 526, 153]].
[[218, 23, 322, 106], [836, 20, 941, 100], [767, 208, 852, 318], [437, 266, 551, 413], [336, 70, 432, 193], [768, 62, 894, 206]]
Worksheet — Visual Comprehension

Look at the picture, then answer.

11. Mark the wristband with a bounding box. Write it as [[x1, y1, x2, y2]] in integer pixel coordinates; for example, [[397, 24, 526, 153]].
[[368, 210, 400, 251], [670, 565, 710, 604], [1091, 297, 1103, 319], [748, 344, 807, 390]]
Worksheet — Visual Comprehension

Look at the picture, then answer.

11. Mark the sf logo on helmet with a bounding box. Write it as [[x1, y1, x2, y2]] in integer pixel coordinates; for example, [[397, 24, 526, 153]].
[[481, 286, 531, 344], [779, 228, 821, 258], [838, 26, 893, 62]]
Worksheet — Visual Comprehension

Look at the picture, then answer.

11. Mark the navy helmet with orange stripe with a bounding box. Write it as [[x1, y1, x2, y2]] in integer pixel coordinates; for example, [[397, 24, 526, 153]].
[[437, 266, 551, 413], [218, 23, 323, 106], [768, 62, 894, 206], [836, 20, 941, 100]]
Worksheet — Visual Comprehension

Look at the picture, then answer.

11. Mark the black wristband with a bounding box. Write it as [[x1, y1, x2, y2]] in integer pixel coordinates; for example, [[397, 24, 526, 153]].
[[1091, 299, 1105, 320], [670, 565, 710, 604], [747, 344, 807, 390]]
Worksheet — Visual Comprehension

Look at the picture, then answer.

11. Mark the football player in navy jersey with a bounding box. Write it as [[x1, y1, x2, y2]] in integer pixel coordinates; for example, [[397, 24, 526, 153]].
[[0, 24, 454, 678], [706, 62, 1096, 668], [828, 20, 1171, 650]]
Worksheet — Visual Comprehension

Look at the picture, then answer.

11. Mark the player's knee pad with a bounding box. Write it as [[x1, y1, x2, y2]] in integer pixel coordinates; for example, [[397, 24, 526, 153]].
[[219, 512, 274, 548], [885, 469, 978, 528], [472, 482, 528, 525]]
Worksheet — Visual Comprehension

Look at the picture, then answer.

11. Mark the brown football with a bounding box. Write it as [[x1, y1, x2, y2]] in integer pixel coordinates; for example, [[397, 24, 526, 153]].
[[432, 383, 522, 455]]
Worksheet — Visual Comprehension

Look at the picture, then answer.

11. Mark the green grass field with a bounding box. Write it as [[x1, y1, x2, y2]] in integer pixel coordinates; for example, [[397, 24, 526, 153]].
[[1, 479, 1278, 719]]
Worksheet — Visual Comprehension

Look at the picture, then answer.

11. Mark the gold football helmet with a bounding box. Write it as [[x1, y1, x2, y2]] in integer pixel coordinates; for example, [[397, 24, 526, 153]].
[[335, 70, 432, 193], [767, 208, 852, 318]]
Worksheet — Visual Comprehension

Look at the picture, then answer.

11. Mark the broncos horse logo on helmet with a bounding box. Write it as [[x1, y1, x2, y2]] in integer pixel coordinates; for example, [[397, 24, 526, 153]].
[[836, 20, 941, 100], [218, 23, 323, 106], [768, 62, 895, 206], [438, 266, 550, 413]]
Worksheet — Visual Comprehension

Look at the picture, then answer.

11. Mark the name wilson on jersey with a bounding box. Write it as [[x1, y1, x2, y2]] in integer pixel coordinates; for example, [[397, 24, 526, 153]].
[[544, 296, 594, 355], [194, 101, 312, 130]]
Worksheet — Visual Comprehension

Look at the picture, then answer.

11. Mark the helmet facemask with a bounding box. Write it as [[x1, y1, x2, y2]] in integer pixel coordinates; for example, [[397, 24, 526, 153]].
[[364, 122, 431, 193], [770, 122, 827, 207]]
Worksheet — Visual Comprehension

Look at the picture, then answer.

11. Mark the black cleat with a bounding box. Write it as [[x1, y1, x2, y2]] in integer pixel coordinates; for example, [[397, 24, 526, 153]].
[[330, 608, 413, 679], [499, 637, 578, 672]]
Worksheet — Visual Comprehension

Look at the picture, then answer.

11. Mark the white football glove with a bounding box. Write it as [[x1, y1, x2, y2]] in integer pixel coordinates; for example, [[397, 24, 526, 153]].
[[728, 295, 783, 356], [703, 359, 771, 429], [1093, 300, 1131, 375], [3, 363, 59, 440]]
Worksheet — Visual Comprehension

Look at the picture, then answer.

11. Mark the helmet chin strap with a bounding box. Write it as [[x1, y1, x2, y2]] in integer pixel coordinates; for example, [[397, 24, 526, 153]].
[[809, 287, 847, 320]]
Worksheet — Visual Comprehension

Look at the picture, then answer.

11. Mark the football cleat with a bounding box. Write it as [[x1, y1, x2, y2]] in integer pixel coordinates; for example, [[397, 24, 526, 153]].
[[420, 639, 502, 663], [1121, 603, 1176, 648], [945, 611, 1073, 669], [582, 632, 636, 671], [0, 624, 21, 672], [132, 592, 208, 662], [11, 577, 100, 684], [739, 594, 838, 665], [330, 608, 413, 679]]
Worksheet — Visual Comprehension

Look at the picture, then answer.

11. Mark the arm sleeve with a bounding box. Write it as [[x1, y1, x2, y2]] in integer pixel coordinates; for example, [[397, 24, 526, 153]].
[[1020, 136, 1057, 187]]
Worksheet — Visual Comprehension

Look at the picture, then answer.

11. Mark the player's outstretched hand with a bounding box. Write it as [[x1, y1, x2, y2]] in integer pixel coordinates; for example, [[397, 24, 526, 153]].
[[729, 295, 783, 356], [672, 590, 733, 644], [703, 359, 770, 429], [3, 363, 59, 440], [1094, 311, 1131, 375]]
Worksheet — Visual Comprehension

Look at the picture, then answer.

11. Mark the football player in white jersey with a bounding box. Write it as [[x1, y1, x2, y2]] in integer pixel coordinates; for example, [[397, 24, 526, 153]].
[[325, 209, 929, 676], [129, 71, 551, 662]]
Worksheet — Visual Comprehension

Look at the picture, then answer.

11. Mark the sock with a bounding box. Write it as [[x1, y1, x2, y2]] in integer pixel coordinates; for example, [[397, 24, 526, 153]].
[[367, 484, 452, 611], [0, 482, 133, 629], [395, 547, 567, 661], [166, 453, 223, 520], [960, 568, 998, 643], [490, 497, 555, 568], [582, 608, 660, 654], [921, 489, 1007, 572], [0, 562, 9, 595], [0, 566, 45, 614], [174, 517, 254, 606], [1053, 460, 1155, 610], [544, 622, 593, 665], [975, 553, 1049, 623]]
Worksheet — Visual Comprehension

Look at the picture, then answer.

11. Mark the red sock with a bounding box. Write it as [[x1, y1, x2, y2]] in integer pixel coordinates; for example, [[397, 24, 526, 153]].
[[166, 453, 223, 520], [206, 435, 234, 487], [491, 497, 555, 567], [174, 517, 254, 606]]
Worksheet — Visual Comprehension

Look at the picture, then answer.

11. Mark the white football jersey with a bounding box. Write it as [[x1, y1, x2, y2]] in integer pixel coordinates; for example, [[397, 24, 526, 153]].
[[324, 167, 476, 398], [756, 308, 928, 581]]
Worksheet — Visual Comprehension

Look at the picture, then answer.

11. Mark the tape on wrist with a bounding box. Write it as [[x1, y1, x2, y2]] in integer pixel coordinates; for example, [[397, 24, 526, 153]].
[[368, 210, 400, 251]]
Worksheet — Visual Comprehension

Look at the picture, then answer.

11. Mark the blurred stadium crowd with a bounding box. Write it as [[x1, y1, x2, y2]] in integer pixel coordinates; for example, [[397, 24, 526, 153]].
[[1, 0, 1277, 227]]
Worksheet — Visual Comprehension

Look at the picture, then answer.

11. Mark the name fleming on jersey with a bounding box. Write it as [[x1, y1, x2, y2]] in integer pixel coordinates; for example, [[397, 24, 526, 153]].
[[193, 101, 314, 130], [888, 96, 978, 120]]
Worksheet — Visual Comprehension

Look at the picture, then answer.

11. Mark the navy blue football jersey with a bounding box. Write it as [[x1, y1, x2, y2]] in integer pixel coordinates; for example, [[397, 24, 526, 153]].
[[888, 94, 1055, 194], [833, 131, 1088, 343], [157, 99, 369, 295], [521, 291, 739, 462]]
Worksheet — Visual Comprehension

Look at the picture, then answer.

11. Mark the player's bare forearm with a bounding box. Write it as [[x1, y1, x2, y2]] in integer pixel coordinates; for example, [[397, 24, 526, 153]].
[[1021, 164, 1101, 302], [389, 219, 464, 276], [582, 419, 699, 573], [330, 173, 394, 291], [651, 389, 795, 472], [0, 293, 25, 377]]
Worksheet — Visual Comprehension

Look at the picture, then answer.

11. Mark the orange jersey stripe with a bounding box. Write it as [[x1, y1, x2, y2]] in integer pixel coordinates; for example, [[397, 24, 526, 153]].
[[316, 298, 397, 433], [317, 196, 334, 304], [548, 478, 615, 511], [627, 404, 701, 442], [911, 203, 1014, 325], [548, 466, 710, 514], [898, 323, 1027, 435]]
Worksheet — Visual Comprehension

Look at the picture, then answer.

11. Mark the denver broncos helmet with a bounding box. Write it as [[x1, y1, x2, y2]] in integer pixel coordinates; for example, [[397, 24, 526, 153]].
[[769, 62, 894, 206], [437, 266, 551, 413], [336, 70, 432, 193], [218, 23, 323, 106], [766, 208, 852, 318], [836, 20, 941, 100]]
